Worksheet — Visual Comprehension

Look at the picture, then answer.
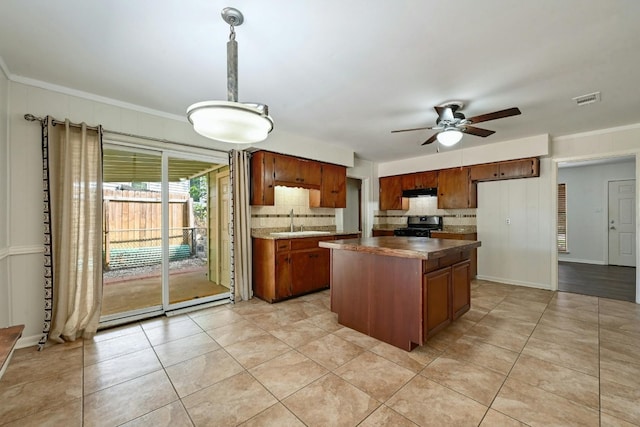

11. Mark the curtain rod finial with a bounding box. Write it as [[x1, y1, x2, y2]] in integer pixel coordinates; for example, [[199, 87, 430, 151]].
[[24, 113, 43, 122]]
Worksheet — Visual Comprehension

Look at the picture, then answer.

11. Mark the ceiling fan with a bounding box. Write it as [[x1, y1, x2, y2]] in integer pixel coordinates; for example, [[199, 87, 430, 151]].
[[391, 102, 521, 147]]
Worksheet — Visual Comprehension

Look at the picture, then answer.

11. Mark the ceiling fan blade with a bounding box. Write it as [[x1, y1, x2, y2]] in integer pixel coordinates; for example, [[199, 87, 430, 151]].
[[434, 106, 455, 122], [462, 126, 495, 137], [391, 126, 432, 133], [421, 133, 439, 145], [466, 107, 521, 124]]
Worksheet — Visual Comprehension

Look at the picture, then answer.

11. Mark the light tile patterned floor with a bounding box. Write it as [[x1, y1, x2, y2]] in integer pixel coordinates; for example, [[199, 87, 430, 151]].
[[1, 280, 640, 426]]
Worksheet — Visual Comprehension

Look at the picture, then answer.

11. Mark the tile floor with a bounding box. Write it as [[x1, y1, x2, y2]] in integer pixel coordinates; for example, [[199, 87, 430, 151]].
[[1, 279, 639, 426]]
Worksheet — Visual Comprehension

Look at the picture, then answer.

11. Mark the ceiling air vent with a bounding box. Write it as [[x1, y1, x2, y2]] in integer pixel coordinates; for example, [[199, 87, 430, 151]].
[[572, 91, 601, 106]]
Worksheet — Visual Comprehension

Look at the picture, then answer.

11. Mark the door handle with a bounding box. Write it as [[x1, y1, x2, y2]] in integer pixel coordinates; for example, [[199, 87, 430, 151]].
[[610, 226, 616, 230]]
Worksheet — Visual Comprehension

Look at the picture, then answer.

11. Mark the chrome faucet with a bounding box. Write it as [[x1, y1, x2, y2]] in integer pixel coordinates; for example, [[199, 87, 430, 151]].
[[290, 209, 294, 232]]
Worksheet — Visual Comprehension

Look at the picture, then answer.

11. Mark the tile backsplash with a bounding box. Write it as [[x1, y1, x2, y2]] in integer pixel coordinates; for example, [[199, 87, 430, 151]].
[[375, 196, 476, 228], [251, 186, 336, 229]]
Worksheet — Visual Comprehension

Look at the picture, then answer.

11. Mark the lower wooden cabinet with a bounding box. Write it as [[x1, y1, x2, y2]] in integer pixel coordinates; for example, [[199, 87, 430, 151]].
[[423, 259, 471, 338], [253, 234, 358, 302], [424, 267, 452, 337], [372, 229, 395, 237], [430, 231, 477, 278], [451, 260, 471, 319]]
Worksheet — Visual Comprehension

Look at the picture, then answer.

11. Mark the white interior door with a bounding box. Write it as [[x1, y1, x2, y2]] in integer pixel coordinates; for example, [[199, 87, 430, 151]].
[[608, 179, 636, 266]]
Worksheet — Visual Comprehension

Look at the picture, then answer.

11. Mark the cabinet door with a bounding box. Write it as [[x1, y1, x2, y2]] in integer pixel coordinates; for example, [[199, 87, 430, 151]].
[[320, 163, 346, 208], [273, 154, 299, 184], [314, 248, 330, 289], [401, 173, 418, 190], [451, 260, 471, 319], [275, 253, 292, 299], [299, 159, 322, 187], [470, 163, 499, 182], [416, 171, 438, 188], [437, 168, 476, 209], [290, 250, 318, 295], [379, 176, 408, 210], [499, 158, 539, 179], [250, 151, 275, 205], [423, 267, 451, 338]]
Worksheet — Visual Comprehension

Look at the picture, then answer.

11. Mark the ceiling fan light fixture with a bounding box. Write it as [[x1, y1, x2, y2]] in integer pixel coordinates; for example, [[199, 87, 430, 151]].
[[437, 128, 463, 147], [187, 7, 273, 144]]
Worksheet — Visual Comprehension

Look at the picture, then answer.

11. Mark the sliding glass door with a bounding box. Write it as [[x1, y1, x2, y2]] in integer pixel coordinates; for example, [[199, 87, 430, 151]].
[[101, 145, 230, 324]]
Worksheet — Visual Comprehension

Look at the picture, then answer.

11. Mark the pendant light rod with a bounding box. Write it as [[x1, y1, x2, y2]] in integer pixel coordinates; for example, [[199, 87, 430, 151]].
[[187, 7, 273, 144], [222, 7, 243, 103]]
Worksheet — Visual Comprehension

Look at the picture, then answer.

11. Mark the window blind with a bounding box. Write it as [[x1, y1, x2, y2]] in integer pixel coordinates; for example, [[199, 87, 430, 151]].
[[557, 183, 567, 252]]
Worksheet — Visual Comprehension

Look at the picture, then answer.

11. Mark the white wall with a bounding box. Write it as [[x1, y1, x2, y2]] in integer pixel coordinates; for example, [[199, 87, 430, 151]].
[[347, 157, 377, 237], [477, 158, 553, 289], [558, 160, 636, 264], [0, 68, 9, 328]]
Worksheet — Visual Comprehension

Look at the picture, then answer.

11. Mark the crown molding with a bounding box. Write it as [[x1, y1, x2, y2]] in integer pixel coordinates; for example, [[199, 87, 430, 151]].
[[9, 74, 187, 123]]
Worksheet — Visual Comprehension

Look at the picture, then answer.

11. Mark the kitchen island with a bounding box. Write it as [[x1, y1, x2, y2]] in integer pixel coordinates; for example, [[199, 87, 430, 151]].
[[319, 236, 481, 351]]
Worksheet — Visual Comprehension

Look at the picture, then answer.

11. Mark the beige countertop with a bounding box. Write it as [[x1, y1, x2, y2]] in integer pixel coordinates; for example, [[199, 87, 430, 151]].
[[320, 236, 481, 260]]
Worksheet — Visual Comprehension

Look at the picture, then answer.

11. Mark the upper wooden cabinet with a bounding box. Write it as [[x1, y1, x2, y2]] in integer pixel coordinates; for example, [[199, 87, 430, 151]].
[[470, 158, 540, 182], [274, 155, 322, 188], [250, 151, 346, 207], [437, 167, 477, 209], [401, 171, 438, 190], [250, 151, 276, 206], [379, 175, 409, 211], [317, 163, 346, 208]]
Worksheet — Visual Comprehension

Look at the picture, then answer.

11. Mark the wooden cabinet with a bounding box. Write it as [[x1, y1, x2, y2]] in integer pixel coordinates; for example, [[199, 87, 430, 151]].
[[379, 176, 408, 210], [372, 229, 395, 237], [253, 234, 358, 303], [424, 267, 452, 337], [274, 154, 322, 188], [423, 258, 470, 338], [451, 260, 471, 319], [401, 171, 438, 190], [250, 151, 346, 207], [470, 158, 540, 182], [430, 232, 477, 278], [250, 151, 276, 206], [317, 163, 346, 208], [437, 167, 477, 209]]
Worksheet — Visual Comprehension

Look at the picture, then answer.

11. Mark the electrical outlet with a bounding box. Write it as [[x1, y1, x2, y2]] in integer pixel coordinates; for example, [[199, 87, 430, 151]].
[[506, 218, 511, 225]]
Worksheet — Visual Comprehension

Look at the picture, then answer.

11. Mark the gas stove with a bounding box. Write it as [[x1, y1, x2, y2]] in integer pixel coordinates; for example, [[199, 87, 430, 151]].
[[393, 215, 443, 237]]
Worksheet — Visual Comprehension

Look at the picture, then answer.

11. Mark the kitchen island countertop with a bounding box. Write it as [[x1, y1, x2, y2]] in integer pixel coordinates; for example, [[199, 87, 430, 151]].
[[319, 236, 481, 260]]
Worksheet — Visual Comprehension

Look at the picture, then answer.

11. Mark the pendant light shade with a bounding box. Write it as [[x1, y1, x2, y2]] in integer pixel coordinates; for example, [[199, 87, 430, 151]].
[[436, 127, 463, 147], [187, 7, 273, 144], [187, 101, 273, 143]]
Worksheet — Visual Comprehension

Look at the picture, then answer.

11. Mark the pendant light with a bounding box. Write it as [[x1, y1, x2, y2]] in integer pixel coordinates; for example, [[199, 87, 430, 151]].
[[187, 7, 273, 144]]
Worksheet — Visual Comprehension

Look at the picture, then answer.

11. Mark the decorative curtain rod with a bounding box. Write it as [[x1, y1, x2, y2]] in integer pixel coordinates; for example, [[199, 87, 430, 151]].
[[24, 113, 229, 155], [24, 114, 100, 132]]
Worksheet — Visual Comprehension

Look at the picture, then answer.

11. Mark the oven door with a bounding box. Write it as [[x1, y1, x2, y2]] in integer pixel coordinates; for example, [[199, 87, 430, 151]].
[[413, 229, 431, 237], [393, 228, 412, 236]]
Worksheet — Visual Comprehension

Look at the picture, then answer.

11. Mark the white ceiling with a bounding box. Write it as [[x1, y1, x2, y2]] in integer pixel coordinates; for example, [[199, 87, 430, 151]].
[[1, 0, 639, 163]]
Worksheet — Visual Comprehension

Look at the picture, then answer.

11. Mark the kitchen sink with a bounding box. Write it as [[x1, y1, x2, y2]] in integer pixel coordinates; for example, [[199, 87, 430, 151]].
[[270, 231, 332, 237]]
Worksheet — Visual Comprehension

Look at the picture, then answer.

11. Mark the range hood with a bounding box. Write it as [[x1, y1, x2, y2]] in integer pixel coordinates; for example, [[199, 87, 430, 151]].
[[402, 188, 438, 198]]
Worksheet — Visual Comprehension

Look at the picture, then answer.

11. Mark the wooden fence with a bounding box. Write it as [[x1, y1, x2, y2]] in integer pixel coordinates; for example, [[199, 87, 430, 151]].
[[103, 189, 193, 268]]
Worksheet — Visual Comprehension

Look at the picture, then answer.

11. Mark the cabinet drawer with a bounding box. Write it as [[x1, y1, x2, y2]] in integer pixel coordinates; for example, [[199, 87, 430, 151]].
[[275, 240, 291, 252], [291, 237, 331, 250]]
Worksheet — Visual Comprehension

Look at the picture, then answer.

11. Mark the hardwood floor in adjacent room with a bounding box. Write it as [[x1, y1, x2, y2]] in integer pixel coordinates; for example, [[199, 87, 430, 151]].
[[558, 261, 636, 302]]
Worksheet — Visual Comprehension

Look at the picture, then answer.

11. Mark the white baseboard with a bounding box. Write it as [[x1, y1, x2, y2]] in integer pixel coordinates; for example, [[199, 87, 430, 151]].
[[16, 334, 42, 349], [558, 258, 605, 265], [475, 275, 552, 290]]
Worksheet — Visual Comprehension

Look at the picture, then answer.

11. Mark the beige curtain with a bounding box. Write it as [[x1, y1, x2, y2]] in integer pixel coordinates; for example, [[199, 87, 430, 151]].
[[41, 118, 103, 345], [228, 149, 252, 301]]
